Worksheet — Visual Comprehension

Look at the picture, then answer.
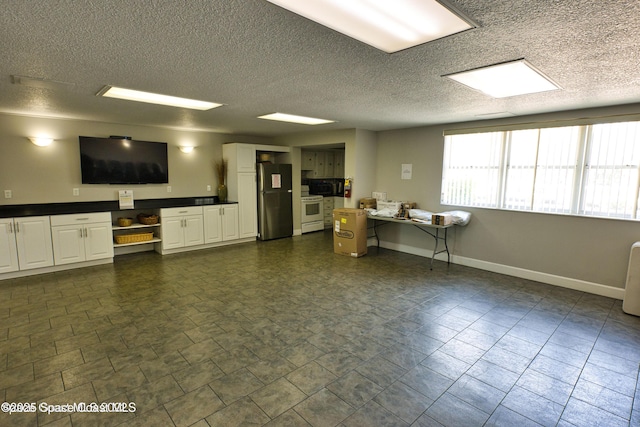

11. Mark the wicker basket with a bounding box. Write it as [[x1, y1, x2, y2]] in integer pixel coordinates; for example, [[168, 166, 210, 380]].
[[114, 232, 154, 245], [117, 217, 133, 227], [137, 214, 159, 225]]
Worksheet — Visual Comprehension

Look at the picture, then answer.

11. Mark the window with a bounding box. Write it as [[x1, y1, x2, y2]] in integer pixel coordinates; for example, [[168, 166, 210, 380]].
[[442, 120, 640, 220]]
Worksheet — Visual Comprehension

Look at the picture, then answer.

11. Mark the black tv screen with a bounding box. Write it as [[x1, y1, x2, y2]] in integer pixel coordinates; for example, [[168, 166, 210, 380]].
[[79, 136, 169, 184]]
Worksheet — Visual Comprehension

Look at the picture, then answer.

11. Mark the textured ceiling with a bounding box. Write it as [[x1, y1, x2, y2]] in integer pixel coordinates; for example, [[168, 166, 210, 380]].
[[1, 0, 640, 136]]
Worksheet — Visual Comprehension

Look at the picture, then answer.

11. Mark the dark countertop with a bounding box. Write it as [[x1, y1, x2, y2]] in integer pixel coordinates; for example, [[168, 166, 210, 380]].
[[0, 197, 237, 218]]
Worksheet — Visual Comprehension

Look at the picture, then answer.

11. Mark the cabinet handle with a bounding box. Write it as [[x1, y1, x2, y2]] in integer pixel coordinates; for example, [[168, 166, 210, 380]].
[[15, 222, 20, 233], [79, 228, 83, 238], [84, 228, 88, 238], [8, 222, 13, 233], [179, 210, 188, 214], [76, 217, 89, 221]]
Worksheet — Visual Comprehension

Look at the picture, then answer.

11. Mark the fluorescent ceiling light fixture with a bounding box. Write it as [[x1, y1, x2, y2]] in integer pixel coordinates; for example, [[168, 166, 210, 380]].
[[266, 0, 475, 53], [257, 113, 335, 125], [444, 59, 561, 98], [97, 86, 223, 110]]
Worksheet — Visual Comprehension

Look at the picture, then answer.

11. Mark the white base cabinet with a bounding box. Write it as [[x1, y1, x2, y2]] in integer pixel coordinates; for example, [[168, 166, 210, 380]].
[[204, 204, 239, 243], [159, 207, 205, 252], [0, 216, 54, 273], [0, 218, 19, 273], [1, 202, 251, 280], [51, 213, 113, 265]]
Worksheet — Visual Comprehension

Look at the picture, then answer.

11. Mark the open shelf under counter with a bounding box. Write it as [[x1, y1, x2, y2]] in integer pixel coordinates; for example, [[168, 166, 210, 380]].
[[113, 237, 162, 248], [112, 222, 161, 231]]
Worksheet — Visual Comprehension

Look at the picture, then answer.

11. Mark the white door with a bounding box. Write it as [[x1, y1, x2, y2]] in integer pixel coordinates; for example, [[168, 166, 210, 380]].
[[85, 222, 114, 261], [221, 205, 239, 241], [0, 219, 19, 273], [238, 172, 257, 238], [161, 217, 185, 250], [183, 215, 204, 247], [52, 225, 85, 265], [15, 216, 54, 270], [203, 206, 223, 244]]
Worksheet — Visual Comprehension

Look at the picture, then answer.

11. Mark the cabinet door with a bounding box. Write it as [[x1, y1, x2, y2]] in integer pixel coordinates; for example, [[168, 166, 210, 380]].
[[161, 217, 185, 250], [334, 151, 345, 177], [238, 173, 258, 238], [203, 206, 223, 244], [15, 216, 54, 270], [0, 219, 19, 274], [183, 215, 204, 247], [237, 144, 256, 172], [314, 152, 326, 177], [324, 152, 334, 178], [52, 225, 85, 265], [302, 152, 315, 170], [85, 222, 114, 261], [221, 204, 239, 241]]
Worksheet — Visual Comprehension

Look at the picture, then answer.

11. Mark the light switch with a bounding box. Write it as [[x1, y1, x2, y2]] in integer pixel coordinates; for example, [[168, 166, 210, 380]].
[[4, 190, 11, 199], [73, 188, 80, 196], [167, 186, 172, 193]]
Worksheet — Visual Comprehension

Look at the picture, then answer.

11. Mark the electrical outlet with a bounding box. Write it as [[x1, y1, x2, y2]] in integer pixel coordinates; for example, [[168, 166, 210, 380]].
[[167, 186, 172, 193], [73, 188, 80, 196], [207, 185, 211, 192], [4, 190, 11, 199]]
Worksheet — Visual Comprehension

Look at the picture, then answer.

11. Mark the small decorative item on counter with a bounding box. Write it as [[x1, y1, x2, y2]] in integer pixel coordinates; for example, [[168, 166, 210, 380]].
[[215, 159, 228, 202], [137, 213, 159, 225], [117, 217, 133, 227]]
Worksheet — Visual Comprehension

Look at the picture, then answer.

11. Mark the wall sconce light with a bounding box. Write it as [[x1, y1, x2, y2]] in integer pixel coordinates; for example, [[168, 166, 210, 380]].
[[179, 146, 194, 153], [29, 137, 54, 147]]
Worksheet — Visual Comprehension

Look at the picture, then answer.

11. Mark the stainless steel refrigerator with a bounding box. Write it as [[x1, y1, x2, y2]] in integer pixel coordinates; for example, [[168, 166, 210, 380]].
[[257, 163, 293, 240]]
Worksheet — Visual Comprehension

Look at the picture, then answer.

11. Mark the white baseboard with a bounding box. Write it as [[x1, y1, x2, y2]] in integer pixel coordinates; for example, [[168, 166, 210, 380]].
[[157, 237, 255, 255], [370, 239, 625, 300], [0, 258, 113, 280]]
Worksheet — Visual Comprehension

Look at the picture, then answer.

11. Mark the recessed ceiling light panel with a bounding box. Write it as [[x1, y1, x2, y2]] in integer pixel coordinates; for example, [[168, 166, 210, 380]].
[[97, 86, 223, 110], [444, 59, 561, 98], [257, 113, 335, 125], [266, 0, 475, 53]]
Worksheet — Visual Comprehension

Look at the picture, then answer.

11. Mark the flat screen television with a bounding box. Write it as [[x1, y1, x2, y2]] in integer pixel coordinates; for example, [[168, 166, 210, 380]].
[[79, 136, 169, 184]]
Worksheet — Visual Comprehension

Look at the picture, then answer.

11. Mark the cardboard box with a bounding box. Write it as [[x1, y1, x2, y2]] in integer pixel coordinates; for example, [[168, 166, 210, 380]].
[[398, 202, 417, 218], [432, 213, 453, 225], [333, 208, 367, 257], [359, 198, 377, 209]]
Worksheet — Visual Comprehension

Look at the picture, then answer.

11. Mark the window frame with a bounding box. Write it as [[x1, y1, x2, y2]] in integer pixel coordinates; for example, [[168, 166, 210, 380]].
[[441, 119, 640, 221]]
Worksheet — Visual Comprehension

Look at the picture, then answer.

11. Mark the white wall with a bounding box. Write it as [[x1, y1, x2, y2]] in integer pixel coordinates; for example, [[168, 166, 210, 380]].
[[374, 105, 640, 296], [0, 114, 271, 205]]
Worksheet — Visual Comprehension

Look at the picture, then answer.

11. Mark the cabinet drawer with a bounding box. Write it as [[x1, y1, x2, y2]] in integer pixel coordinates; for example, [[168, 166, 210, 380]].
[[50, 212, 111, 227], [160, 206, 203, 218]]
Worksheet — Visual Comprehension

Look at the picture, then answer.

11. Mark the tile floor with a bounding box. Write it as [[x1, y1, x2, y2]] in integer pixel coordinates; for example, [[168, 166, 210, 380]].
[[0, 229, 639, 427]]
